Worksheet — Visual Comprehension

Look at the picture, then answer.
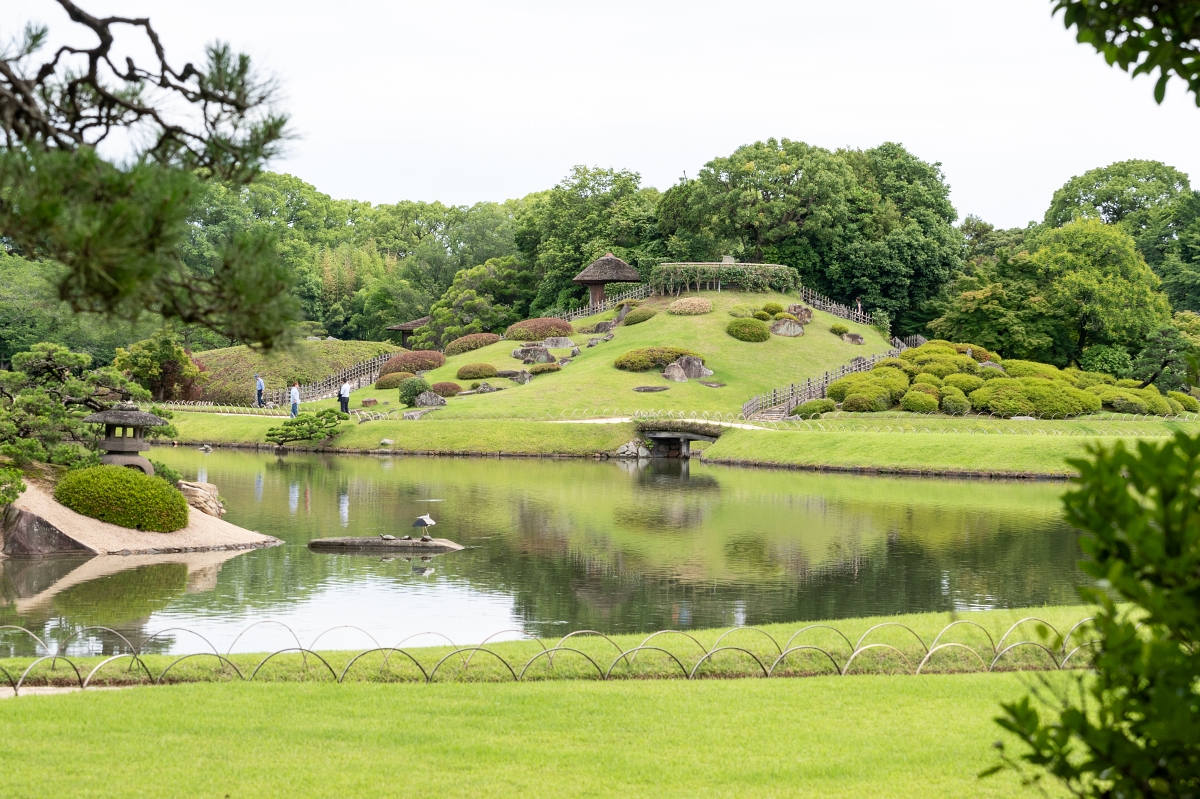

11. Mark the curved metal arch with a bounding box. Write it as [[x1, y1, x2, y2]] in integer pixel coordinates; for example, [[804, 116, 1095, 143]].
[[711, 627, 782, 657], [465, 630, 544, 668], [766, 646, 841, 677], [854, 623, 928, 654], [306, 625, 382, 653], [604, 646, 690, 681], [688, 647, 768, 679], [226, 620, 305, 657], [17, 656, 84, 694], [915, 643, 989, 675], [630, 630, 706, 663], [135, 627, 221, 658], [927, 620, 997, 655], [1060, 641, 1101, 669], [249, 648, 338, 682], [0, 625, 48, 652], [83, 654, 155, 689], [989, 641, 1061, 672], [996, 618, 1060, 652], [0, 664, 17, 694], [155, 653, 246, 685], [840, 644, 913, 676], [552, 630, 627, 667], [338, 648, 428, 684], [1060, 617, 1095, 655], [388, 632, 465, 668], [427, 647, 517, 683], [782, 625, 855, 655], [519, 647, 605, 682], [55, 626, 138, 660]]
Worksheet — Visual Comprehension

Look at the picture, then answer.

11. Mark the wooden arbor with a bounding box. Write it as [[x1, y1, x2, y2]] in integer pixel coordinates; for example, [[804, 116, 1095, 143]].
[[573, 253, 641, 306], [81, 404, 167, 476]]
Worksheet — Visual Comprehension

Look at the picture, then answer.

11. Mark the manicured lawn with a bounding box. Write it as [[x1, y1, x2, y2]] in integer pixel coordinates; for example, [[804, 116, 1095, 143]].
[[0, 674, 1058, 798]]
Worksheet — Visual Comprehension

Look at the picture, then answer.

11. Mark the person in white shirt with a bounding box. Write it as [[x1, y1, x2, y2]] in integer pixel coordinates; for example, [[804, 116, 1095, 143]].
[[289, 382, 301, 417], [255, 374, 265, 407], [339, 380, 351, 413]]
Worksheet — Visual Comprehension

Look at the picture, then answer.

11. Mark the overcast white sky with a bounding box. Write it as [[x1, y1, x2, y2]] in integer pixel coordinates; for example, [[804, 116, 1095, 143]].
[[9, 0, 1200, 227]]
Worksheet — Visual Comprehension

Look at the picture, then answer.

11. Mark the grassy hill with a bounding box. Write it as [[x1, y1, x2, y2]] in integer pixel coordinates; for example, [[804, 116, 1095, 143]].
[[325, 290, 891, 419], [195, 339, 401, 403]]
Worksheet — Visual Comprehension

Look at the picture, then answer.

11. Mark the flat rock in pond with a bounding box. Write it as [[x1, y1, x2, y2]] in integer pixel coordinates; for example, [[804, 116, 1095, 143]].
[[308, 537, 464, 554], [633, 386, 669, 392]]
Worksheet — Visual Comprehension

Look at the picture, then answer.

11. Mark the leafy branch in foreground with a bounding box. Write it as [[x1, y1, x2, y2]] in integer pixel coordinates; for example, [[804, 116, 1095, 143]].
[[264, 409, 350, 446], [984, 432, 1200, 796]]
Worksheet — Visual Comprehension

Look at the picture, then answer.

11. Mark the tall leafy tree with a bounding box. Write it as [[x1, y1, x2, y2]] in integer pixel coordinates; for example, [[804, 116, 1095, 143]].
[[412, 257, 537, 348]]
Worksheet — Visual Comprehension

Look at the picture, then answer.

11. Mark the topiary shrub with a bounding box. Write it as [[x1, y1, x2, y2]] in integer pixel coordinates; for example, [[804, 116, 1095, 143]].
[[829, 323, 849, 336], [505, 317, 574, 340], [912, 373, 943, 387], [941, 392, 971, 415], [943, 373, 984, 393], [953, 342, 997, 362], [1064, 368, 1115, 389], [1115, 378, 1143, 388], [874, 357, 920, 377], [614, 347, 702, 371], [1168, 390, 1200, 413], [726, 318, 770, 342], [900, 390, 939, 413], [909, 382, 941, 399], [529, 363, 561, 375], [375, 371, 415, 390], [55, 465, 189, 532], [773, 312, 799, 322], [1001, 359, 1076, 384], [381, 350, 445, 375], [793, 398, 835, 418], [761, 302, 784, 315], [667, 297, 713, 315], [828, 367, 909, 405], [399, 377, 430, 407], [728, 304, 757, 318], [753, 311, 772, 321], [445, 333, 501, 357], [430, 381, 462, 397], [1090, 384, 1172, 415], [842, 394, 876, 412], [1166, 397, 1185, 414], [970, 378, 1102, 417], [623, 307, 657, 326], [456, 363, 498, 380]]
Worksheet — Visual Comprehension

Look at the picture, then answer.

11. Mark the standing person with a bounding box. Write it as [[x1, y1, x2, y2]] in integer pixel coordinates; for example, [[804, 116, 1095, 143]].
[[339, 379, 351, 414], [255, 374, 265, 407], [289, 381, 300, 418]]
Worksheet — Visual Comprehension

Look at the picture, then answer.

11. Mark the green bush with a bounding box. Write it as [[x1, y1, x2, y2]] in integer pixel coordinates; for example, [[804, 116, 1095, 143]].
[[939, 386, 970, 415], [900, 390, 939, 413], [398, 377, 430, 407], [622, 307, 657, 326], [445, 333, 501, 357], [752, 311, 772, 321], [953, 342, 997, 362], [727, 304, 757, 318], [828, 367, 909, 405], [841, 394, 876, 412], [1000, 359, 1076, 384], [943, 373, 984, 393], [912, 373, 943, 387], [726, 318, 771, 342], [375, 371, 415, 390], [429, 381, 462, 397], [149, 460, 182, 487], [829, 323, 849, 336], [1168, 390, 1200, 412], [874, 357, 920, 377], [773, 312, 799, 322], [667, 297, 713, 315], [0, 466, 26, 506], [908, 382, 941, 399], [456, 363, 497, 380], [1091, 384, 1172, 415], [1116, 378, 1143, 388], [54, 465, 189, 532], [900, 343, 981, 378], [1079, 343, 1133, 378], [969, 378, 1102, 417], [1166, 397, 1185, 414], [381, 350, 445, 375], [793, 398, 835, 418], [529, 363, 560, 375], [614, 347, 702, 371], [1065, 368, 1116, 389], [505, 318, 574, 340], [761, 302, 784, 315]]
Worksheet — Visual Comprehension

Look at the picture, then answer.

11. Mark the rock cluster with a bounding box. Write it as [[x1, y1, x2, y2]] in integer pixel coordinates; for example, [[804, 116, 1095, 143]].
[[543, 336, 575, 349], [787, 305, 814, 324], [614, 440, 650, 458], [770, 319, 804, 337], [659, 355, 713, 383], [841, 333, 865, 345], [511, 346, 555, 363], [178, 481, 226, 518], [414, 391, 447, 407]]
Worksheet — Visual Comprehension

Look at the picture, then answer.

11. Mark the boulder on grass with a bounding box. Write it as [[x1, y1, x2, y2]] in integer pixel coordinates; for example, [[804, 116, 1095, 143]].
[[512, 370, 533, 385], [543, 336, 575, 349], [787, 305, 814, 324], [662, 363, 689, 382], [496, 370, 519, 378], [414, 391, 447, 407], [841, 333, 865, 345], [178, 481, 225, 518], [673, 356, 713, 379], [511, 346, 555, 363], [594, 321, 616, 333], [587, 338, 601, 348], [770, 319, 805, 337], [361, 398, 378, 407]]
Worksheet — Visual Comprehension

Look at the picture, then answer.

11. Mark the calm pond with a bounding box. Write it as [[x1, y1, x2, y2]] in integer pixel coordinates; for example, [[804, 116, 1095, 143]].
[[0, 449, 1083, 656]]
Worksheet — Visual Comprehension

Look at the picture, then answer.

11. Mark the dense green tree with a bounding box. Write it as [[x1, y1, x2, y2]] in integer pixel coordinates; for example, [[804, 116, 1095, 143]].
[[1131, 325, 1192, 391], [112, 329, 204, 401], [412, 257, 537, 348]]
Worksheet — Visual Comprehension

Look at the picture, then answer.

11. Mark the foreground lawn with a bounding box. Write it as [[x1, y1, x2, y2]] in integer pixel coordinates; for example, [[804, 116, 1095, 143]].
[[0, 675, 1055, 798]]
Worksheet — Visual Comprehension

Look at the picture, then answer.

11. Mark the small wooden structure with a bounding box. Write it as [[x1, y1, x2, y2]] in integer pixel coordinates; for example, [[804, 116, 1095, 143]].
[[385, 316, 431, 348], [572, 253, 641, 306], [82, 404, 167, 476]]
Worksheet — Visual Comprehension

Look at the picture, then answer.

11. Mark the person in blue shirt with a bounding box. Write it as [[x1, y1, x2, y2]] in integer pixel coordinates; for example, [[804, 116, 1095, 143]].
[[255, 374, 265, 407], [289, 382, 300, 417]]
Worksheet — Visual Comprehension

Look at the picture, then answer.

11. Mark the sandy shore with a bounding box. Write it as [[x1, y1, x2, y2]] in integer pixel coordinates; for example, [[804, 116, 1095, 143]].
[[12, 483, 281, 556]]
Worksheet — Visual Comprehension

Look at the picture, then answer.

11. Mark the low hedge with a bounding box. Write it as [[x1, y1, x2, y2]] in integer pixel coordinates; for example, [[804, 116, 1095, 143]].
[[429, 381, 462, 397], [726, 318, 770, 342], [1169, 390, 1200, 412], [399, 377, 430, 407], [614, 347, 702, 371], [1090, 385, 1172, 415], [55, 465, 189, 533], [623, 307, 657, 326], [793, 398, 835, 418], [842, 393, 880, 412], [1000, 359, 1075, 383], [827, 367, 909, 404], [753, 311, 772, 321], [728, 304, 757, 318], [381, 350, 445, 375], [908, 382, 941, 399], [829, 324, 849, 336], [505, 317, 573, 341], [900, 390, 939, 413], [943, 373, 984, 393], [762, 302, 784, 315], [445, 333, 501, 357], [667, 297, 713, 315], [529, 363, 560, 375], [939, 386, 970, 415], [969, 378, 1103, 417], [375, 371, 415, 390], [912, 373, 943, 387], [456, 363, 498, 380]]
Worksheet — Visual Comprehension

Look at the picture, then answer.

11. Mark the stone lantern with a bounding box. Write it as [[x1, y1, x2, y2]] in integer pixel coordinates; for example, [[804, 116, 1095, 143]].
[[82, 403, 167, 476]]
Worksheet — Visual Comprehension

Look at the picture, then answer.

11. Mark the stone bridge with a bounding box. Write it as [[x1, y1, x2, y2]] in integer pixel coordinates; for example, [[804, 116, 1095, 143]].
[[642, 430, 718, 459]]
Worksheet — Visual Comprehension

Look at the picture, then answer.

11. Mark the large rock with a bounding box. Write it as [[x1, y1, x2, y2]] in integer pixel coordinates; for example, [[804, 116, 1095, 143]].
[[512, 370, 533, 385], [2, 505, 93, 557], [496, 370, 519, 378], [594, 321, 616, 333], [770, 319, 805, 337], [475, 382, 501, 393], [787, 305, 814, 324], [981, 361, 1006, 374], [178, 481, 225, 518], [414, 391, 447, 407], [662, 363, 689, 382], [603, 333, 615, 341], [673, 356, 713, 379], [841, 332, 865, 345], [361, 398, 378, 407], [570, 347, 581, 357], [587, 338, 601, 348], [543, 337, 575, 349], [511, 346, 555, 363]]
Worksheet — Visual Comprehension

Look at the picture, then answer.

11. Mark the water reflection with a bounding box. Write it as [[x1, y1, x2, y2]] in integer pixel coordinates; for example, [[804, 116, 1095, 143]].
[[0, 449, 1083, 655]]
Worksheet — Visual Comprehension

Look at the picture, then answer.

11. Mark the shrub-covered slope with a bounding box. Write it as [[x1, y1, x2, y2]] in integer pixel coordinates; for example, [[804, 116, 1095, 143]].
[[195, 340, 401, 403]]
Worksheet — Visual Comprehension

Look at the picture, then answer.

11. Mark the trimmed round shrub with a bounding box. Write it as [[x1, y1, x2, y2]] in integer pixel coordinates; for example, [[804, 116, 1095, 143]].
[[900, 390, 939, 413], [828, 367, 908, 404], [953, 342, 997, 362], [667, 297, 713, 315], [445, 333, 501, 357], [793, 398, 835, 418], [623, 307, 657, 326], [842, 394, 876, 412], [1111, 394, 1150, 414], [381, 350, 445, 376], [529, 363, 560, 375], [1080, 344, 1133, 378], [761, 302, 784, 316], [943, 373, 984, 393], [429, 381, 462, 397], [615, 347, 702, 371], [829, 323, 849, 336], [1001, 359, 1075, 384], [941, 393, 971, 415], [505, 317, 573, 340], [970, 378, 1102, 417], [456, 363, 498, 380], [1066, 369, 1116, 389], [1116, 378, 1143, 388], [773, 312, 799, 322], [909, 382, 941, 399], [1168, 390, 1200, 413], [398, 377, 430, 407], [728, 304, 757, 318], [752, 311, 772, 321], [55, 465, 189, 533], [726, 318, 771, 342], [874, 357, 920, 378], [1167, 397, 1185, 414], [912, 373, 943, 388], [1090, 384, 1171, 415], [375, 371, 415, 390]]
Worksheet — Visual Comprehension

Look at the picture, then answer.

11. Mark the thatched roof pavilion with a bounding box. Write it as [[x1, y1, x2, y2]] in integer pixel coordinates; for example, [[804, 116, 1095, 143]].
[[385, 315, 431, 347], [573, 253, 641, 305]]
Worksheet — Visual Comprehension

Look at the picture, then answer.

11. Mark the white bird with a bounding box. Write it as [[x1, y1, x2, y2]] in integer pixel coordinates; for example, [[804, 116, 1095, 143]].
[[412, 514, 436, 528]]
